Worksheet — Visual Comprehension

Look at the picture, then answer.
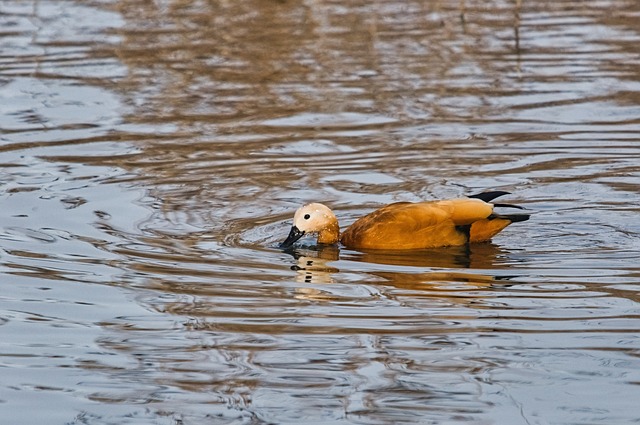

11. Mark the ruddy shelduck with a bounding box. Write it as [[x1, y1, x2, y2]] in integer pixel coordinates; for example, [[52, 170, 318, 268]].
[[280, 191, 529, 250]]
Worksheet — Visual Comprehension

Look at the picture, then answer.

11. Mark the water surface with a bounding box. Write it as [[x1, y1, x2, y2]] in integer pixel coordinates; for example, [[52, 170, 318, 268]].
[[1, 1, 640, 424]]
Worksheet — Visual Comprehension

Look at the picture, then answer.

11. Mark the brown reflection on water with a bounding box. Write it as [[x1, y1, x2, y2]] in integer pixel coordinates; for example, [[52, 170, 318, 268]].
[[111, 0, 522, 124]]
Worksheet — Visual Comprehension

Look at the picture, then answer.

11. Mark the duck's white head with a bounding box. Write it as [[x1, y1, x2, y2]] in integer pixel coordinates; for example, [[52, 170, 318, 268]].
[[280, 203, 340, 248]]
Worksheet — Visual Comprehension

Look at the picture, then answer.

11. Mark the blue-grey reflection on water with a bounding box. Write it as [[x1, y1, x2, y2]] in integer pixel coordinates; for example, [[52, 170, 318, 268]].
[[1, 0, 640, 424]]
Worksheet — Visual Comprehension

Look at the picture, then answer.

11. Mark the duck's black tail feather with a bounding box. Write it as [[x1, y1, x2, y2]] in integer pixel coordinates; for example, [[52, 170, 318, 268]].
[[491, 213, 530, 223], [469, 191, 526, 210], [469, 191, 510, 202]]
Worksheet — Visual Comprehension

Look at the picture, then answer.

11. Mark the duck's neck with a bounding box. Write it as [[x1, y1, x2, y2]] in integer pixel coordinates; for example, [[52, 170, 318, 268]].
[[317, 218, 340, 245]]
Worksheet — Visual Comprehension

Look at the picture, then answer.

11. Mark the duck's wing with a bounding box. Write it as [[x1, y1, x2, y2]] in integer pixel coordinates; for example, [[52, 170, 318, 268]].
[[430, 198, 530, 243], [341, 199, 494, 249], [431, 198, 494, 225]]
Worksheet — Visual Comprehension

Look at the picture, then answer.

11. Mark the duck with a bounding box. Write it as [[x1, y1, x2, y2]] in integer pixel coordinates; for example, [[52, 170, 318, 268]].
[[280, 191, 529, 250]]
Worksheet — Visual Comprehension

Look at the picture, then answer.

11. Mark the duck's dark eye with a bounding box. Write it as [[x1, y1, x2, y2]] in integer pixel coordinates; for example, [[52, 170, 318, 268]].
[[304, 214, 311, 220]]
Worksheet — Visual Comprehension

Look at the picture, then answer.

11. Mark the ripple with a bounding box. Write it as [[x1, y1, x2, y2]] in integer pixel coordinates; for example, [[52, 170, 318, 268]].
[[261, 112, 398, 128]]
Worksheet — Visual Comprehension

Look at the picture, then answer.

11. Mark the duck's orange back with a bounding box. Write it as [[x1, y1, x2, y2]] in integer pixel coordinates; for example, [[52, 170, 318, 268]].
[[340, 198, 526, 250]]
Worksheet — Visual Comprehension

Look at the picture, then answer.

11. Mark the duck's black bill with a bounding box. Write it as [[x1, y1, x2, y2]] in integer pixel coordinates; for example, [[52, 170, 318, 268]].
[[280, 226, 305, 248]]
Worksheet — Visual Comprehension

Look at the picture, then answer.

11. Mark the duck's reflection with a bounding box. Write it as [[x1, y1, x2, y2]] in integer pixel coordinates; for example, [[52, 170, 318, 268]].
[[285, 244, 340, 284], [346, 242, 511, 269], [283, 242, 519, 288]]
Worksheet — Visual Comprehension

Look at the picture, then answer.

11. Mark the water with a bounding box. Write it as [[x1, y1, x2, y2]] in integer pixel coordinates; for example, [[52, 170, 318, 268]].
[[1, 0, 640, 424]]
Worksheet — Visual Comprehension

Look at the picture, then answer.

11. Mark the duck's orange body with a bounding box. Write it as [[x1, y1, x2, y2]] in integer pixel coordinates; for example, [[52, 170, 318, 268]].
[[281, 191, 529, 250]]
